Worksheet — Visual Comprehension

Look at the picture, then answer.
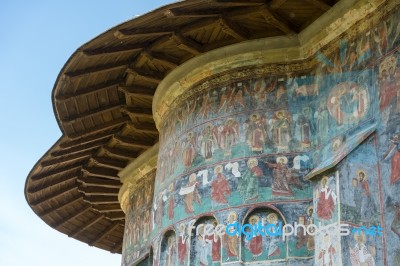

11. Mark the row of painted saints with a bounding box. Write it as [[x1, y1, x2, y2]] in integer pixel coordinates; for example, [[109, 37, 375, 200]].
[[154, 156, 312, 228]]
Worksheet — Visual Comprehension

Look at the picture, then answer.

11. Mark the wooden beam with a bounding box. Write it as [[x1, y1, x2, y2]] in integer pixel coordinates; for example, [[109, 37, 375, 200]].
[[55, 79, 123, 101], [180, 17, 219, 34], [78, 176, 122, 189], [83, 195, 120, 204], [102, 146, 139, 161], [170, 33, 203, 55], [141, 50, 179, 69], [114, 28, 173, 39], [64, 61, 129, 78], [89, 223, 121, 246], [126, 67, 164, 84], [28, 173, 77, 193], [128, 122, 158, 134], [69, 215, 104, 238], [121, 106, 153, 119], [218, 17, 248, 41], [118, 85, 156, 99], [164, 8, 221, 18], [31, 162, 82, 180], [90, 157, 127, 170], [63, 102, 122, 124], [59, 129, 117, 149], [30, 183, 77, 206], [39, 195, 83, 217], [214, 0, 265, 6], [41, 150, 93, 167], [53, 205, 92, 229], [106, 212, 125, 221], [93, 204, 123, 213], [269, 0, 287, 10], [259, 5, 296, 34], [81, 167, 120, 181], [304, 0, 331, 11], [82, 44, 143, 56], [79, 186, 119, 196], [51, 139, 106, 157], [113, 135, 153, 149], [67, 116, 130, 140]]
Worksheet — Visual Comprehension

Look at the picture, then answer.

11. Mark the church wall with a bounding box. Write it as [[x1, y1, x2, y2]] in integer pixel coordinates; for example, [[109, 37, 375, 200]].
[[120, 2, 400, 265]]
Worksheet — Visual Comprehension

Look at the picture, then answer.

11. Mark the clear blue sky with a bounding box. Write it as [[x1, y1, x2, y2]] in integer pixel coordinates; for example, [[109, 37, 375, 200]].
[[0, 1, 173, 265]]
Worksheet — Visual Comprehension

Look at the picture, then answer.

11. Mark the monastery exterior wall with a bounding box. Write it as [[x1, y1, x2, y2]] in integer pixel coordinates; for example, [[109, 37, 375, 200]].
[[120, 1, 400, 265]]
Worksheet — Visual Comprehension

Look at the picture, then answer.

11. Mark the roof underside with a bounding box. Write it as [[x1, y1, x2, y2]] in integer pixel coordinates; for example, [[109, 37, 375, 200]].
[[25, 0, 338, 253]]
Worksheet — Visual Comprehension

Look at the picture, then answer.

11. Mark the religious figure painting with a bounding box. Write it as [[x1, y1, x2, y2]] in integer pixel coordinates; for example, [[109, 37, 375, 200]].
[[315, 175, 337, 222]]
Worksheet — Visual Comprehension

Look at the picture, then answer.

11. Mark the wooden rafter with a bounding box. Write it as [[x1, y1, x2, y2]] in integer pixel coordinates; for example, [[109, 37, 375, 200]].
[[28, 173, 77, 193], [39, 195, 83, 217], [89, 223, 121, 246], [121, 106, 153, 119], [128, 122, 158, 134], [126, 67, 164, 84], [59, 129, 117, 149], [140, 50, 179, 69], [83, 44, 143, 56], [118, 85, 156, 99], [259, 5, 296, 34], [83, 195, 120, 204], [69, 214, 105, 238], [67, 116, 130, 140], [164, 8, 221, 18], [170, 33, 203, 55], [305, 0, 331, 11], [102, 146, 138, 161], [78, 176, 122, 188], [113, 135, 154, 149], [106, 212, 125, 221], [93, 204, 123, 213], [81, 167, 120, 180], [90, 156, 127, 170], [41, 150, 93, 167], [64, 61, 129, 78], [64, 102, 122, 124], [30, 183, 77, 206], [51, 139, 105, 157], [114, 28, 173, 39], [181, 17, 219, 34], [79, 187, 119, 196], [214, 0, 265, 6], [56, 79, 123, 101], [53, 205, 92, 229], [31, 162, 82, 180], [269, 0, 287, 10], [218, 17, 248, 41]]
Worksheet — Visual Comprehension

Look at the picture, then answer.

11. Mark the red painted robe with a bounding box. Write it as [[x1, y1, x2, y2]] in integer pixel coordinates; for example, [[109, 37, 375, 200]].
[[317, 188, 335, 220], [249, 235, 263, 257], [211, 173, 231, 204], [178, 235, 187, 265], [318, 245, 336, 266], [168, 195, 174, 220], [206, 234, 221, 262]]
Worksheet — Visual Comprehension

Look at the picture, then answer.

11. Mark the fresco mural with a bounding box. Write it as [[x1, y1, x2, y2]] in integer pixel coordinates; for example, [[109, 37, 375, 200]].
[[120, 3, 400, 265]]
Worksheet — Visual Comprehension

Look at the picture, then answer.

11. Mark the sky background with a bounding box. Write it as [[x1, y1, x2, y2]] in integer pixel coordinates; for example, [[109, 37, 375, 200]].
[[0, 1, 173, 265]]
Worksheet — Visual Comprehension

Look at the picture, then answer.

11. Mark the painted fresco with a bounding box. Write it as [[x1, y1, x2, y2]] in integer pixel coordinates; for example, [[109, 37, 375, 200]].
[[121, 3, 400, 265]]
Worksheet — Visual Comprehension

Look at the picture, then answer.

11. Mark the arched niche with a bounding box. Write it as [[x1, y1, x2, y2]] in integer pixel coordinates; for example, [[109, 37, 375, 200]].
[[160, 230, 177, 266], [240, 207, 287, 263], [189, 216, 221, 265]]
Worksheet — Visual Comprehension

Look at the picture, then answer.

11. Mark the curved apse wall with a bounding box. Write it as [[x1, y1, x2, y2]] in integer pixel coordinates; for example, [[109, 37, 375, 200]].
[[121, 2, 400, 266]]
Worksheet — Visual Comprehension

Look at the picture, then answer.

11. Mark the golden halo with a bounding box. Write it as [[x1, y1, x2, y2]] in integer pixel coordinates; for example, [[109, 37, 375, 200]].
[[228, 211, 238, 222], [353, 230, 366, 243], [357, 170, 366, 180], [250, 113, 260, 121], [276, 156, 288, 164], [247, 158, 258, 167], [179, 223, 185, 232], [307, 206, 314, 214], [267, 213, 278, 224], [249, 215, 260, 224], [321, 176, 329, 185], [214, 165, 223, 174]]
